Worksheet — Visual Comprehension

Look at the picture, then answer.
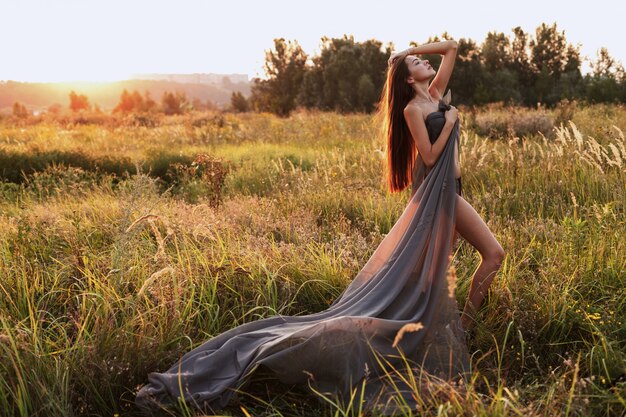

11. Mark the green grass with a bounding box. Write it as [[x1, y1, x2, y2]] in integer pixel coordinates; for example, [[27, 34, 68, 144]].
[[0, 105, 624, 416]]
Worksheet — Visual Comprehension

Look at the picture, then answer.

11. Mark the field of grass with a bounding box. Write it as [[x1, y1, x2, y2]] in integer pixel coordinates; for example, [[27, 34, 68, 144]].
[[0, 103, 625, 416]]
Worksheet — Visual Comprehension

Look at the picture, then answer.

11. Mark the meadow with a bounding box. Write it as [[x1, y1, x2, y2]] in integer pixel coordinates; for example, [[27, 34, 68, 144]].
[[0, 101, 624, 416]]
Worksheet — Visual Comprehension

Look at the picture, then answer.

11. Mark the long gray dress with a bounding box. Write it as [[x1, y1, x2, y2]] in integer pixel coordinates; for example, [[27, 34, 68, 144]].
[[135, 93, 470, 415]]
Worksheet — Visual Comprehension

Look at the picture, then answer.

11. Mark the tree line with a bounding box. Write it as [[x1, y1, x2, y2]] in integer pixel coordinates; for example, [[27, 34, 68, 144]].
[[10, 86, 240, 119], [10, 89, 219, 118], [9, 22, 624, 119], [246, 23, 625, 116]]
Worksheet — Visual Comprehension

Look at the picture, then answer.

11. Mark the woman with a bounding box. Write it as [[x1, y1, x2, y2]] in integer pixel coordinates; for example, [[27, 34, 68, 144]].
[[135, 40, 502, 416], [385, 40, 505, 332]]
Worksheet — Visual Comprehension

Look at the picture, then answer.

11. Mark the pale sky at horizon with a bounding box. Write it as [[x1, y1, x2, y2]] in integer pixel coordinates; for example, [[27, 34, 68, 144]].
[[0, 0, 623, 83]]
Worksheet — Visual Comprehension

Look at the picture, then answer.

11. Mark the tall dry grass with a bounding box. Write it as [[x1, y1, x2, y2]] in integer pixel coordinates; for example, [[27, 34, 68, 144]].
[[0, 104, 624, 416]]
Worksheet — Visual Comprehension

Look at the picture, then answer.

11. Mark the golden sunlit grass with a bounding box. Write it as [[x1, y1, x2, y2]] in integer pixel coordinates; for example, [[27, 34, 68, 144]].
[[0, 103, 624, 416]]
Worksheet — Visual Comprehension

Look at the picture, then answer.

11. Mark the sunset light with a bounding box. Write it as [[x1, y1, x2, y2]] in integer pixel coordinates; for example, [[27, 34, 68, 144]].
[[0, 0, 624, 83], [0, 0, 624, 415], [4, 71, 134, 84]]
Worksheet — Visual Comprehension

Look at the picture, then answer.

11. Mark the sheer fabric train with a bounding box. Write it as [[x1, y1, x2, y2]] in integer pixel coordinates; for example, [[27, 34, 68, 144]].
[[135, 94, 470, 415]]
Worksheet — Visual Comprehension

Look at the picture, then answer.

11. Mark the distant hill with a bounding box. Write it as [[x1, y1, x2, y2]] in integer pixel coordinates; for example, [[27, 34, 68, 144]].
[[130, 73, 248, 84], [0, 74, 251, 114]]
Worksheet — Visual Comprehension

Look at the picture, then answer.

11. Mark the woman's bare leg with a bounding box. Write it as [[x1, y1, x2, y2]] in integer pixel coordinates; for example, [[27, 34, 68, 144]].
[[453, 195, 505, 332]]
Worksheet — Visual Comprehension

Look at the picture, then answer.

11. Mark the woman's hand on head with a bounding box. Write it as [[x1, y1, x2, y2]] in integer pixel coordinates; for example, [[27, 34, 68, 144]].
[[388, 51, 404, 66]]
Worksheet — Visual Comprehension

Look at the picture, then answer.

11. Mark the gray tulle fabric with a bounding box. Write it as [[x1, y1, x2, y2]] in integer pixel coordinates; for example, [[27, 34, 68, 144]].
[[135, 90, 470, 415]]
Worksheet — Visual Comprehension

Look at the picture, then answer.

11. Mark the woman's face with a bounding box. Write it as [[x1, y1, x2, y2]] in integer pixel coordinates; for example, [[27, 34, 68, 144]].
[[404, 55, 435, 83]]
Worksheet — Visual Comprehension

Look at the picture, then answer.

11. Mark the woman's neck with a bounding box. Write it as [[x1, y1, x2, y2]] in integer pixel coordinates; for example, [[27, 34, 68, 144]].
[[412, 89, 433, 103]]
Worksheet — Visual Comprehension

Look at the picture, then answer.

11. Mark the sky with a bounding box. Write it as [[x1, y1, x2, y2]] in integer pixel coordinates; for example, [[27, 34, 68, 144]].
[[0, 0, 623, 83]]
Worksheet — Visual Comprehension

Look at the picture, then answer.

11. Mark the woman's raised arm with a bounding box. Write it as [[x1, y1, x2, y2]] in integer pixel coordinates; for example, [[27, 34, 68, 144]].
[[390, 40, 458, 99]]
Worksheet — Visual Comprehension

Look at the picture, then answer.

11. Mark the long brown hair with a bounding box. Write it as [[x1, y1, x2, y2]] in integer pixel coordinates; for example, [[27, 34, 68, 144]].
[[374, 52, 417, 193]]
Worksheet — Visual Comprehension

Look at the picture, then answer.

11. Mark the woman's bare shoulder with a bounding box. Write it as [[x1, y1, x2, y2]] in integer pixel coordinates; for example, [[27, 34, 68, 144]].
[[404, 97, 438, 123], [404, 101, 423, 111], [403, 102, 424, 119]]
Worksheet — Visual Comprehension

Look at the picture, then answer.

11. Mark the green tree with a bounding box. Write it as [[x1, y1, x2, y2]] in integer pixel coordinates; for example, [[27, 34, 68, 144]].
[[534, 63, 553, 104], [586, 47, 625, 103], [529, 22, 570, 104], [482, 31, 511, 72], [69, 90, 90, 112], [530, 22, 568, 76], [298, 35, 389, 112], [130, 90, 144, 111], [590, 47, 625, 81], [297, 66, 324, 109], [114, 89, 155, 113], [357, 74, 377, 112], [113, 89, 135, 113], [447, 37, 484, 106], [249, 38, 307, 116], [230, 91, 249, 112], [143, 90, 157, 112], [161, 91, 188, 115], [12, 102, 29, 118], [508, 26, 535, 105], [554, 44, 584, 101], [480, 31, 520, 104]]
